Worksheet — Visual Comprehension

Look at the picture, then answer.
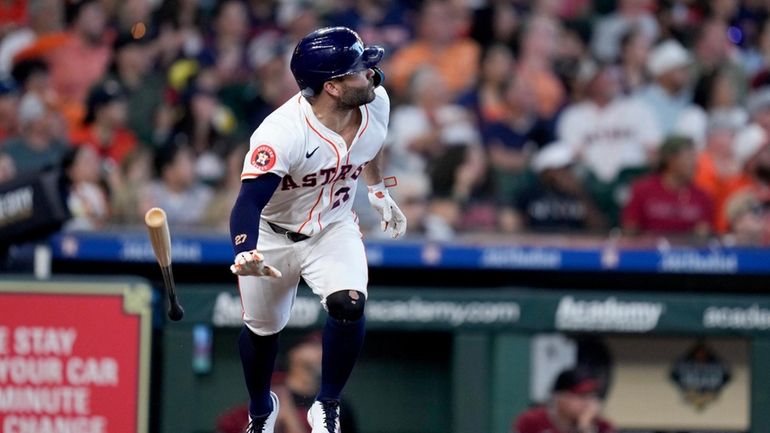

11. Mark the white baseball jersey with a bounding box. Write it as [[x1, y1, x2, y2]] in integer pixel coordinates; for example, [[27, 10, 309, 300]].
[[237, 87, 389, 335], [241, 86, 390, 235], [557, 97, 662, 182]]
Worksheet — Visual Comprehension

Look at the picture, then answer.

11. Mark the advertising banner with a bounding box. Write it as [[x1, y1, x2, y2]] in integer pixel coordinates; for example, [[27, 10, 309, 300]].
[[0, 280, 152, 433]]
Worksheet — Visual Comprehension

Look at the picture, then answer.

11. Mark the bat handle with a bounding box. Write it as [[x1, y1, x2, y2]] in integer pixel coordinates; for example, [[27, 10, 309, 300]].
[[160, 265, 184, 321]]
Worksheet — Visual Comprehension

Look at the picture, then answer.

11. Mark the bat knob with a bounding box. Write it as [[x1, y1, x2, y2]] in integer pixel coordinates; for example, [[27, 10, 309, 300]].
[[168, 304, 185, 321]]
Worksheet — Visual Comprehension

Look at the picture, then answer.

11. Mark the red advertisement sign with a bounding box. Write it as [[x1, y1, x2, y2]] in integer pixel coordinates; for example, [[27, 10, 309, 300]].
[[0, 281, 151, 433]]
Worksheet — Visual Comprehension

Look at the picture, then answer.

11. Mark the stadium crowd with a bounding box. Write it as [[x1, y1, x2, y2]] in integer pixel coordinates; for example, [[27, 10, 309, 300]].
[[2, 0, 770, 245]]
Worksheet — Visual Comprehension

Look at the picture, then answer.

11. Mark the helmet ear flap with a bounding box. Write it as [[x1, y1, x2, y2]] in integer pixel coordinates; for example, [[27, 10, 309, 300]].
[[372, 67, 385, 88], [301, 87, 315, 98]]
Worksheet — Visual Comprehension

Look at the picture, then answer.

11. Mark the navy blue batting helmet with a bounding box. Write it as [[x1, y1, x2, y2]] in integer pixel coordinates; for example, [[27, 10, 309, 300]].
[[290, 27, 384, 97]]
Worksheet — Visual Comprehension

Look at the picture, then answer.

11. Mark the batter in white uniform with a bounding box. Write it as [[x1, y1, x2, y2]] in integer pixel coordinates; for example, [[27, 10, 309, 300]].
[[228, 27, 406, 433]]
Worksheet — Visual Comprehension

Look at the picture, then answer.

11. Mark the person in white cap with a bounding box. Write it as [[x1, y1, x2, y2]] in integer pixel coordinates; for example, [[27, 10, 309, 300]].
[[499, 141, 607, 233], [637, 39, 698, 135]]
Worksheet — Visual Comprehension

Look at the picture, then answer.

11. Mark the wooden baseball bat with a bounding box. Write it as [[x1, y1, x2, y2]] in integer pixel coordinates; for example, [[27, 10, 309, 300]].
[[144, 207, 184, 321]]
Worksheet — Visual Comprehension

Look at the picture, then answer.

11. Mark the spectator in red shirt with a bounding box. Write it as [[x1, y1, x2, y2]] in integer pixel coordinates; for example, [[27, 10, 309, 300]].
[[513, 368, 615, 433], [622, 136, 714, 236]]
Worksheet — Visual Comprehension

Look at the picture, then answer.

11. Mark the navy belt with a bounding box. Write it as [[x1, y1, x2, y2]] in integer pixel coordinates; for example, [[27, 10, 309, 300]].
[[268, 221, 310, 242]]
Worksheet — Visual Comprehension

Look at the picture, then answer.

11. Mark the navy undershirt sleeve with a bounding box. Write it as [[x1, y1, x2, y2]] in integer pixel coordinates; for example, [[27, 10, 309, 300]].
[[229, 173, 281, 255]]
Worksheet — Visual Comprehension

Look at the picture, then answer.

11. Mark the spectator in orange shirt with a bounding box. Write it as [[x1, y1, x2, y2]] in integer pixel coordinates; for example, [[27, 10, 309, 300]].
[[516, 15, 566, 118], [385, 0, 481, 99], [694, 118, 747, 230], [70, 79, 137, 167], [45, 0, 112, 127]]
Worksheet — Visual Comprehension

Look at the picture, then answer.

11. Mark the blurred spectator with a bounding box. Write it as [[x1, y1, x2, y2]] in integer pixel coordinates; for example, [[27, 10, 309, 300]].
[[215, 332, 358, 433], [70, 79, 138, 167], [639, 39, 700, 137], [457, 44, 515, 128], [61, 146, 110, 231], [238, 40, 297, 134], [109, 147, 153, 225], [552, 19, 592, 99], [516, 15, 565, 119], [113, 0, 154, 36], [617, 26, 652, 95], [200, 0, 251, 86], [713, 87, 770, 231], [387, 66, 484, 200], [0, 0, 26, 29], [557, 62, 661, 223], [203, 144, 247, 231], [622, 136, 714, 236], [469, 0, 520, 51], [139, 143, 213, 226], [154, 0, 204, 59], [170, 66, 235, 152], [691, 19, 747, 102], [386, 173, 431, 238], [3, 92, 68, 175], [0, 78, 19, 142], [0, 153, 17, 184], [719, 116, 770, 233], [0, 0, 63, 78], [590, 0, 659, 62], [694, 118, 746, 229], [386, 0, 481, 99], [744, 18, 770, 80], [500, 142, 606, 233], [513, 368, 615, 433], [107, 33, 165, 146], [483, 72, 553, 207], [723, 190, 769, 246], [10, 58, 54, 105], [39, 0, 112, 127], [688, 67, 748, 145], [325, 0, 411, 54]]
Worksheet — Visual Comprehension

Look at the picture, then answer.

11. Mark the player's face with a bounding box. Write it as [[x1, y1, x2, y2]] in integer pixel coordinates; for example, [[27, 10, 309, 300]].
[[335, 69, 376, 108]]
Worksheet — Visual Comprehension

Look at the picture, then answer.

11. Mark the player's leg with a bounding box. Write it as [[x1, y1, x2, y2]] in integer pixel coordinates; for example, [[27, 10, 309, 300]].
[[301, 220, 368, 432], [238, 224, 302, 430]]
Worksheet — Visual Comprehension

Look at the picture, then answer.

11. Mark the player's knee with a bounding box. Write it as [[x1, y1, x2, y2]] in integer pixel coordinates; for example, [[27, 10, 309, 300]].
[[325, 290, 366, 322]]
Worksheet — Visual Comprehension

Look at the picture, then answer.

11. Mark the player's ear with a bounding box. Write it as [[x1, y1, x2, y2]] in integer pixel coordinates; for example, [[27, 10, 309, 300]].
[[323, 80, 342, 98]]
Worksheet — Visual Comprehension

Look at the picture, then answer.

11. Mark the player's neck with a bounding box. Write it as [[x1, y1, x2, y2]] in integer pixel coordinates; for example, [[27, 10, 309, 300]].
[[310, 99, 361, 137]]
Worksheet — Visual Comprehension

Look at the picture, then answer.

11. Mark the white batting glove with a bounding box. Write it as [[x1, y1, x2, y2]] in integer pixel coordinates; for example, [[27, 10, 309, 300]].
[[368, 181, 407, 239], [230, 250, 282, 278]]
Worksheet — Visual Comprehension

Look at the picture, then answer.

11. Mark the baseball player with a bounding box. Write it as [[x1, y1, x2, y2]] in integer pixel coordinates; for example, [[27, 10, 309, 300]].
[[229, 27, 406, 433]]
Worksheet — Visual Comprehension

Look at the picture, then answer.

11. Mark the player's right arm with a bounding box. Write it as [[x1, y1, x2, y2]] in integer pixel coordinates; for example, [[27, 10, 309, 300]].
[[229, 174, 283, 277], [231, 121, 297, 277]]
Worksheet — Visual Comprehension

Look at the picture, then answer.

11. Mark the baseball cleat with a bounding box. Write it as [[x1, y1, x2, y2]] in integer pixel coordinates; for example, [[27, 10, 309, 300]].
[[307, 399, 341, 433], [245, 392, 280, 433]]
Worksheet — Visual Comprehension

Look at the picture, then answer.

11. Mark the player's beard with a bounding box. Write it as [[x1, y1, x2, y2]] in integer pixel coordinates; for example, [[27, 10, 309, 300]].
[[337, 83, 375, 109]]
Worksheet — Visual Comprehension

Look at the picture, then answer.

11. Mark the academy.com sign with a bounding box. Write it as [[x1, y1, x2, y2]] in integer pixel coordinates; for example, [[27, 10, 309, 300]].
[[212, 293, 520, 328], [366, 298, 520, 327], [555, 296, 664, 332]]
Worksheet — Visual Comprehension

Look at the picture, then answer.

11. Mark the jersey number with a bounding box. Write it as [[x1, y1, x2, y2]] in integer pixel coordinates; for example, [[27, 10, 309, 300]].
[[332, 187, 351, 209]]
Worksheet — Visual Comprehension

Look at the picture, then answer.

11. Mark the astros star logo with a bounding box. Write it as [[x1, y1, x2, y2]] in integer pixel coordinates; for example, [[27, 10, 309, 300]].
[[250, 144, 276, 171]]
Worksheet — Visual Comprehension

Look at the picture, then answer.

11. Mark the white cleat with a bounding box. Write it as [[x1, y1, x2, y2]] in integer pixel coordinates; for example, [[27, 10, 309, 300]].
[[307, 399, 341, 433], [245, 392, 280, 433]]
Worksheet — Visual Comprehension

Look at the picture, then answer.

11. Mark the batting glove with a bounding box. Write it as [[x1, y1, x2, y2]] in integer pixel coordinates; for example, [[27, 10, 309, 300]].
[[368, 181, 407, 239], [230, 250, 282, 278]]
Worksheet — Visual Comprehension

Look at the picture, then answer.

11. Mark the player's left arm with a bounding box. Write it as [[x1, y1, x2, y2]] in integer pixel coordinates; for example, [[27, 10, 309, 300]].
[[363, 149, 407, 238]]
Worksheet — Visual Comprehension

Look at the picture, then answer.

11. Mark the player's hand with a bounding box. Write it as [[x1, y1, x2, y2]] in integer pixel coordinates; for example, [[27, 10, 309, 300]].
[[367, 182, 407, 239], [230, 250, 282, 278]]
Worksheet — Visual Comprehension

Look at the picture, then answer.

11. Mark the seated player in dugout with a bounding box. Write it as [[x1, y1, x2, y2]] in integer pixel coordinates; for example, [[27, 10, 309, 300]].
[[513, 368, 615, 433], [228, 27, 406, 433]]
